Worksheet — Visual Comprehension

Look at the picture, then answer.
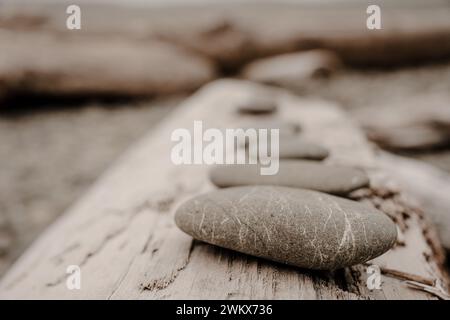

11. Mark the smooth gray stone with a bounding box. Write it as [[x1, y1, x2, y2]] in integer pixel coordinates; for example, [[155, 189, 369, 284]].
[[241, 120, 301, 139], [245, 137, 329, 161], [209, 160, 369, 195], [175, 186, 397, 270], [278, 138, 329, 160]]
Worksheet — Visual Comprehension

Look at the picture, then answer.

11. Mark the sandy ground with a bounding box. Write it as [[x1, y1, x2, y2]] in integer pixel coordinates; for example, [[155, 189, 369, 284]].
[[0, 64, 450, 277]]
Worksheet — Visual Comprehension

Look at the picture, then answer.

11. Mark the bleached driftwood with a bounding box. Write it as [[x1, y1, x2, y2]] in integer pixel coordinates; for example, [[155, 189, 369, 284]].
[[0, 80, 447, 299], [376, 151, 450, 252]]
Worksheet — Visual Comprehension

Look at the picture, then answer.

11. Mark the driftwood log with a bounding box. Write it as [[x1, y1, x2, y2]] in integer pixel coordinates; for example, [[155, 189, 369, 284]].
[[0, 80, 448, 299]]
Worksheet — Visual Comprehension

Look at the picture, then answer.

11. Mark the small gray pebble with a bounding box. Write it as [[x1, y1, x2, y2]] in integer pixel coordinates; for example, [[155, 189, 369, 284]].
[[209, 160, 369, 195]]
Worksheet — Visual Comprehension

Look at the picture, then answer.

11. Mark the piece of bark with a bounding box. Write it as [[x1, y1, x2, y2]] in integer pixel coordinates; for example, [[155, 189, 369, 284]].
[[0, 31, 216, 98], [376, 151, 450, 252], [0, 80, 447, 299]]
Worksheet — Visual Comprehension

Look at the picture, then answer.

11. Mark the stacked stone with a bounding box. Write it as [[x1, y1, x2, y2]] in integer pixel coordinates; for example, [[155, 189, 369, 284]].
[[175, 95, 397, 270]]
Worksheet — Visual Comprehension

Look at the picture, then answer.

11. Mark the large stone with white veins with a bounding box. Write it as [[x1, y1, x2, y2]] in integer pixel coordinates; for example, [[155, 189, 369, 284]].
[[175, 186, 397, 270], [209, 160, 369, 195]]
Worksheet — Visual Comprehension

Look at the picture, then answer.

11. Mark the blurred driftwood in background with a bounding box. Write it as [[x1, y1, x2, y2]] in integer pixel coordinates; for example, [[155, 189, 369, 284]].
[[1, 2, 450, 99]]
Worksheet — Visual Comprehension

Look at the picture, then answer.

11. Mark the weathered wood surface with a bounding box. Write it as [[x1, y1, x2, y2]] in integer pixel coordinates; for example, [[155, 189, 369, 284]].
[[0, 80, 447, 299], [377, 152, 450, 252]]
